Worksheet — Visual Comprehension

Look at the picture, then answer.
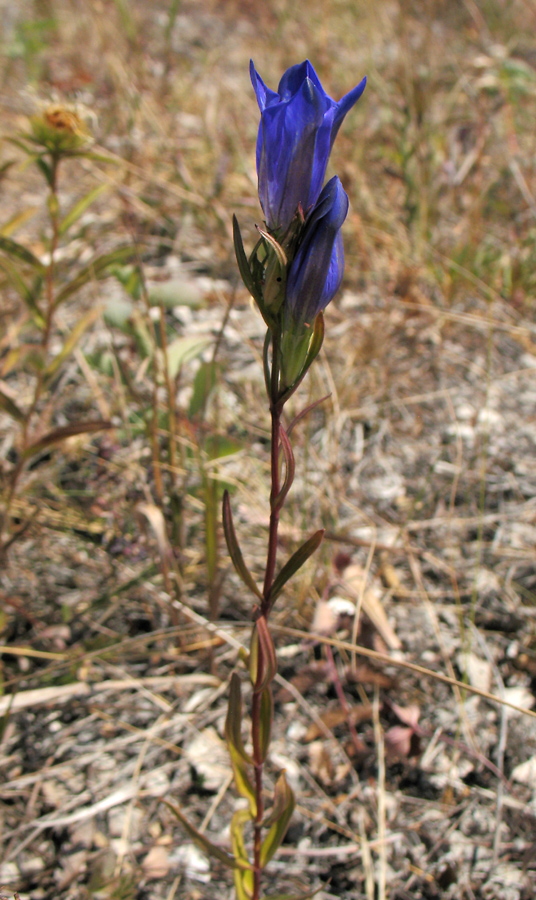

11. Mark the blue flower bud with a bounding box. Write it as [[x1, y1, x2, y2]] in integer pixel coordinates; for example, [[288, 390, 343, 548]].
[[285, 176, 349, 325], [250, 60, 366, 232]]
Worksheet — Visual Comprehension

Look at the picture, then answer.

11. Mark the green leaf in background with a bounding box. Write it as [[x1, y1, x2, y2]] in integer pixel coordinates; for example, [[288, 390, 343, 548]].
[[103, 296, 134, 330], [163, 801, 238, 869], [269, 529, 324, 608], [58, 183, 109, 236], [189, 359, 219, 418], [0, 256, 44, 325], [259, 771, 295, 867], [0, 206, 39, 237], [0, 235, 45, 272], [148, 277, 204, 309], [165, 334, 211, 379], [53, 245, 135, 309], [204, 433, 242, 461], [0, 385, 25, 423], [45, 305, 103, 377], [222, 490, 263, 602]]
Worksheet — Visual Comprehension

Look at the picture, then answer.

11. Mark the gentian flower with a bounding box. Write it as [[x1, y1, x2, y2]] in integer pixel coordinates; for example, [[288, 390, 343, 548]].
[[286, 175, 349, 325], [250, 59, 366, 232]]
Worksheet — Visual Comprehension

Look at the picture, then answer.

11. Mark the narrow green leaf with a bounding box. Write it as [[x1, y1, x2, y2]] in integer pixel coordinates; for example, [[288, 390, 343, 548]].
[[222, 491, 263, 601], [260, 771, 295, 867], [231, 811, 254, 900], [269, 530, 324, 608], [45, 305, 102, 377], [22, 420, 113, 460], [0, 235, 45, 272], [235, 868, 254, 900], [225, 673, 253, 764], [0, 386, 25, 423], [58, 183, 109, 236], [228, 742, 257, 816], [259, 686, 273, 763], [53, 246, 135, 309], [163, 801, 237, 869]]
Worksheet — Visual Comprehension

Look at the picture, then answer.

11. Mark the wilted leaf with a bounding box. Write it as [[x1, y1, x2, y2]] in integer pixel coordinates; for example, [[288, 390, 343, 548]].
[[249, 615, 277, 693], [22, 420, 113, 459], [272, 425, 295, 512], [136, 503, 172, 566]]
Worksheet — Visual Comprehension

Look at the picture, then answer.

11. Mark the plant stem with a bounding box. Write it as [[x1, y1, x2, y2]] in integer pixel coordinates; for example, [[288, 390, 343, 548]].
[[251, 329, 283, 900]]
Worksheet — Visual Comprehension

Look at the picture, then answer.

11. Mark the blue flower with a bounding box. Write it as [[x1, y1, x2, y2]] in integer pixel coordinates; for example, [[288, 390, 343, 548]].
[[286, 175, 349, 325], [250, 60, 366, 232]]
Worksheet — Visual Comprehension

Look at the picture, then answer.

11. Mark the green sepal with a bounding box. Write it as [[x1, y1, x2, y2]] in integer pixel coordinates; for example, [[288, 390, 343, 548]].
[[268, 529, 324, 608], [258, 686, 273, 764], [259, 771, 296, 867], [163, 801, 237, 869], [233, 214, 263, 305], [279, 312, 325, 402], [249, 615, 277, 693], [222, 491, 263, 601], [225, 673, 253, 765]]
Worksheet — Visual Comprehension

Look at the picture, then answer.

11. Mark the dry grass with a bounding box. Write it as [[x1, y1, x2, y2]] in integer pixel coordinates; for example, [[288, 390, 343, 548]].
[[1, 1, 536, 898]]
